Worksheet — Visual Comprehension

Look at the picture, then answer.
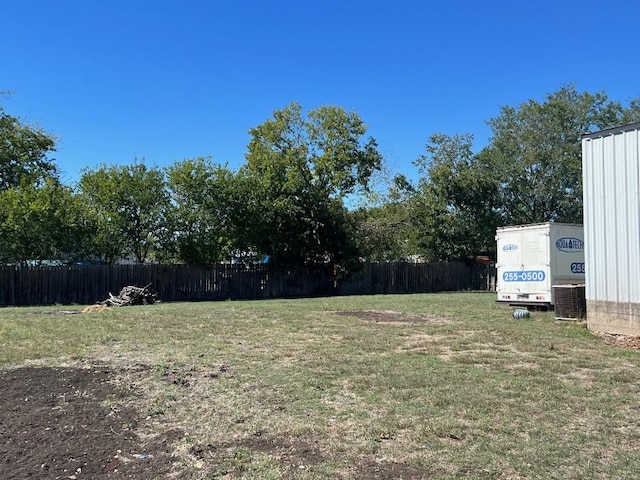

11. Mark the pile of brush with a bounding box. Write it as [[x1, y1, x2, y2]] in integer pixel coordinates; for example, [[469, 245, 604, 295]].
[[99, 284, 157, 307]]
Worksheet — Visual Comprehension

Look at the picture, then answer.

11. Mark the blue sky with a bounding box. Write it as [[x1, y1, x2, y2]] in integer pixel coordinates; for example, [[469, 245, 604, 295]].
[[2, 0, 639, 185]]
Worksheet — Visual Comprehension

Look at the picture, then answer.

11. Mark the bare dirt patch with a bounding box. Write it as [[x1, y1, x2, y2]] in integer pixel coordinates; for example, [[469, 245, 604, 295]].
[[0, 366, 179, 479]]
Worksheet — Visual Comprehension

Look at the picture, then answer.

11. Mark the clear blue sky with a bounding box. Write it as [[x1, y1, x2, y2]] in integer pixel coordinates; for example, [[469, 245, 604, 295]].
[[2, 0, 639, 185]]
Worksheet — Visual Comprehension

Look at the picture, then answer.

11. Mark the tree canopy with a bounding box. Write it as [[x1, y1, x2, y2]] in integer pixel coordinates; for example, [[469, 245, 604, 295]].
[[0, 106, 57, 191], [409, 133, 501, 260], [239, 102, 382, 269], [405, 85, 640, 261], [483, 85, 637, 225], [0, 102, 74, 264], [78, 161, 170, 263], [2, 87, 640, 267], [165, 157, 237, 264], [0, 178, 83, 265]]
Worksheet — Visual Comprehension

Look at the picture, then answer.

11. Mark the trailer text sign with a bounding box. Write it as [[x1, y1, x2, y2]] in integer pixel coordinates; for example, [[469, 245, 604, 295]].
[[502, 270, 546, 282], [556, 237, 584, 253]]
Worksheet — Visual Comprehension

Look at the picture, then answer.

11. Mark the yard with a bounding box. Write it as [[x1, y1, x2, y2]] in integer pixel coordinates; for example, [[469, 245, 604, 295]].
[[1, 293, 639, 479]]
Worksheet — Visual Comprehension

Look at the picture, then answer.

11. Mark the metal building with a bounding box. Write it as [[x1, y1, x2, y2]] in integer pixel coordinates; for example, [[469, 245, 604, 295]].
[[582, 121, 640, 335]]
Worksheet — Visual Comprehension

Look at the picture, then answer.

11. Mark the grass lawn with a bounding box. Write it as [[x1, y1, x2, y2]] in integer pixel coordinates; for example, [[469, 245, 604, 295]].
[[1, 292, 639, 479]]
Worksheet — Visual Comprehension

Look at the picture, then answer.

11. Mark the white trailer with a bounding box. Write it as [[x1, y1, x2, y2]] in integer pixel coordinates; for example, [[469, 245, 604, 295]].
[[496, 223, 585, 308]]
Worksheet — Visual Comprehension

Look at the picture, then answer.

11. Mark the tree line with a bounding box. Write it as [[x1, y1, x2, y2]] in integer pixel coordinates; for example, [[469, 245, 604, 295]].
[[1, 85, 639, 269]]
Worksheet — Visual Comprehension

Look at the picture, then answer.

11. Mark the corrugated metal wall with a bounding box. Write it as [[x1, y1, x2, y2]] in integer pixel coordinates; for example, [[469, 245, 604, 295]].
[[583, 123, 640, 303], [582, 122, 640, 334]]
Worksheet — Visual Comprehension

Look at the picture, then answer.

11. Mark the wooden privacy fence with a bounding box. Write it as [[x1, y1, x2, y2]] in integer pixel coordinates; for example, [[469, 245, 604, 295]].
[[0, 262, 496, 306]]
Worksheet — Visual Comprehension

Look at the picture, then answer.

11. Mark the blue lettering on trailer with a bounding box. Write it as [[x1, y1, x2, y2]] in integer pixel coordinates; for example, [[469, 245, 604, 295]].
[[570, 262, 585, 274], [556, 237, 584, 253], [502, 271, 546, 282]]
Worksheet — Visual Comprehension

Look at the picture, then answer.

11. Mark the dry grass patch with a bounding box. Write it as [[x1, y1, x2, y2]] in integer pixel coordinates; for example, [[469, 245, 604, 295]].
[[395, 333, 452, 354]]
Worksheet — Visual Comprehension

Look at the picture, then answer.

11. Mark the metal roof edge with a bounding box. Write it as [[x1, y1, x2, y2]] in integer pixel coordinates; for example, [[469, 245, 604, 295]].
[[582, 121, 640, 140], [497, 222, 583, 230]]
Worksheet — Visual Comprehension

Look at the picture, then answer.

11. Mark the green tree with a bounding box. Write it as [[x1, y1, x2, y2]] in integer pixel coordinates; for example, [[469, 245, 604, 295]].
[[620, 98, 640, 124], [0, 178, 84, 264], [411, 133, 500, 261], [353, 202, 416, 262], [240, 102, 382, 269], [352, 172, 418, 262], [78, 161, 170, 263], [165, 157, 237, 264], [408, 86, 640, 261], [0, 101, 81, 264], [483, 84, 639, 224], [0, 106, 57, 190]]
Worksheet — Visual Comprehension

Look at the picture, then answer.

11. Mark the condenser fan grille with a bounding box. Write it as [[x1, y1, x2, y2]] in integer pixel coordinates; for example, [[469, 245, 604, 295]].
[[553, 284, 586, 320]]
